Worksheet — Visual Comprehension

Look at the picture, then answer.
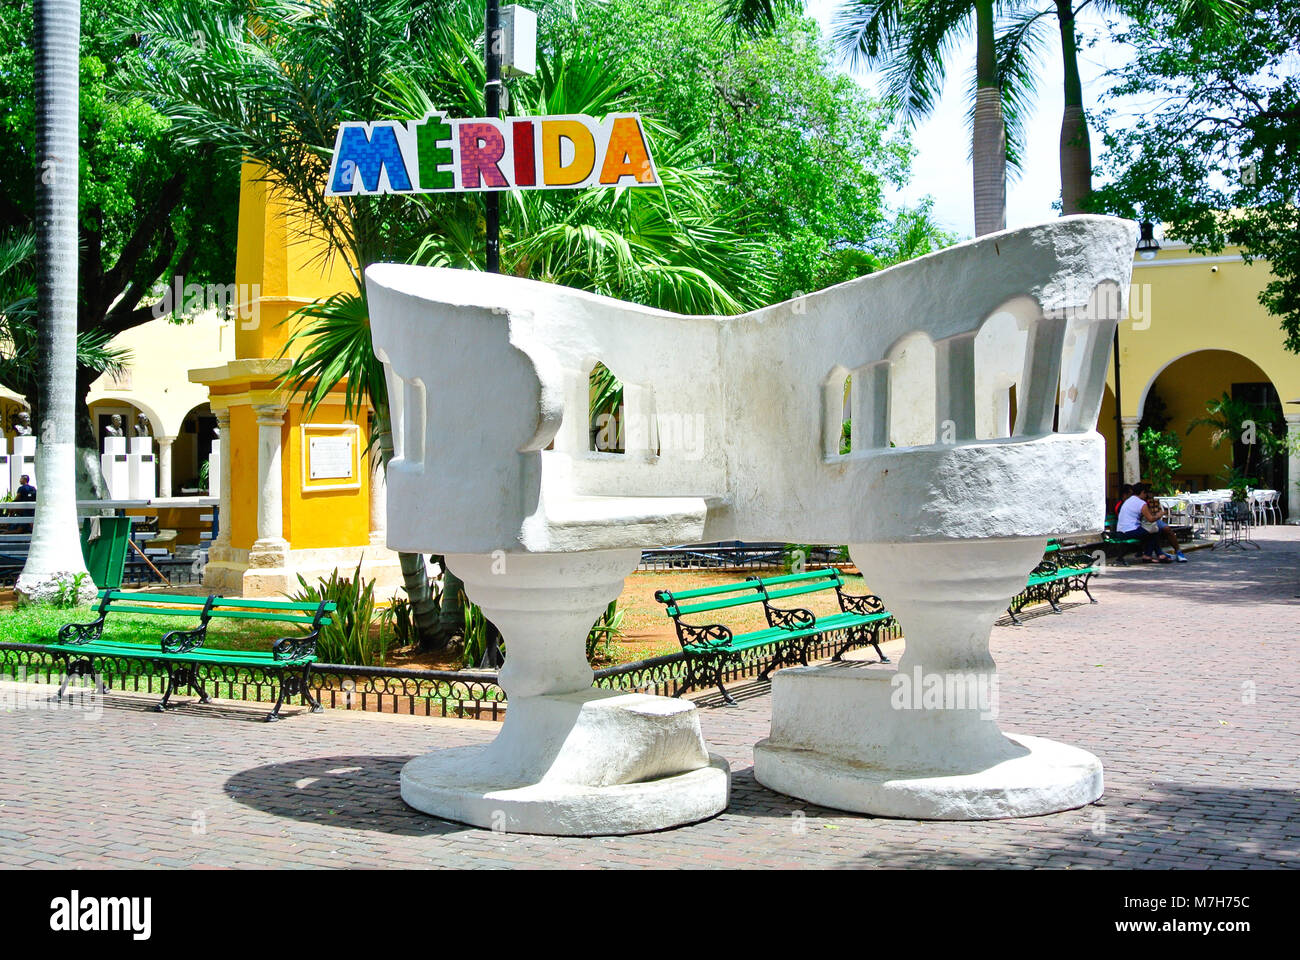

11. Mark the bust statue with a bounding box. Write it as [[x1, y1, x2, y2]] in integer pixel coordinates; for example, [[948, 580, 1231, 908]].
[[104, 414, 124, 437], [134, 414, 151, 437], [12, 411, 31, 436]]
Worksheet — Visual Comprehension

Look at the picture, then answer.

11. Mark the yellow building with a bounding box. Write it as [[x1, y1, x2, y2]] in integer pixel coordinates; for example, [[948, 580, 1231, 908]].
[[188, 164, 400, 596], [1096, 234, 1300, 518]]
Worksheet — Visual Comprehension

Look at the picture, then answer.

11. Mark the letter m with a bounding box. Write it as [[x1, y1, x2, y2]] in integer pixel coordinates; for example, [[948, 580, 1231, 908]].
[[328, 124, 413, 195]]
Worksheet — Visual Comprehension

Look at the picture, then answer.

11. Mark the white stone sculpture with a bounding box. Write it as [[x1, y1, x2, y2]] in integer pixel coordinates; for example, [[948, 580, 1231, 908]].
[[10, 434, 36, 496], [366, 215, 1138, 833], [101, 435, 130, 500]]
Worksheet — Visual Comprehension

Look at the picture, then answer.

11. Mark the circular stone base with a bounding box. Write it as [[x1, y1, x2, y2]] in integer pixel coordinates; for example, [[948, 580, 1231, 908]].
[[401, 749, 731, 836], [753, 733, 1102, 820]]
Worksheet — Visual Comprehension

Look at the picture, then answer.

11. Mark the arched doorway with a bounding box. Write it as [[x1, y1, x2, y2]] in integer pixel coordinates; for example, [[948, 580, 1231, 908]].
[[173, 403, 217, 496], [1139, 350, 1288, 511]]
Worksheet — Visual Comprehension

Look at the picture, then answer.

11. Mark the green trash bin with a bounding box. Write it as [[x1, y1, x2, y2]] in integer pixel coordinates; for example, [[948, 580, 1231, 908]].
[[80, 517, 134, 589]]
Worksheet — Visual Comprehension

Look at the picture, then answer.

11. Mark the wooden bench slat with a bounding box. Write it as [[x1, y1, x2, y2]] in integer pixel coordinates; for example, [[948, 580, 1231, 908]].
[[762, 581, 844, 603], [747, 569, 841, 587], [673, 591, 768, 616], [205, 610, 326, 624], [211, 598, 338, 613]]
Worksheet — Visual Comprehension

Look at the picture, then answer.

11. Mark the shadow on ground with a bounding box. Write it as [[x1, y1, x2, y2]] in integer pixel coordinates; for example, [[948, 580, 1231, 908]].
[[224, 754, 465, 837]]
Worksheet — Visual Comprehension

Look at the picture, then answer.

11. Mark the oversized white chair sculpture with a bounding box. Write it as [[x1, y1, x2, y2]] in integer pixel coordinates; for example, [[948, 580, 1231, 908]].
[[367, 215, 1138, 834]]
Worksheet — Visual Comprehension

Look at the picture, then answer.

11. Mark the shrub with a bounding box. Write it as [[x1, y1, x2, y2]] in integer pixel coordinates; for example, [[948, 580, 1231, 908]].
[[288, 561, 386, 666]]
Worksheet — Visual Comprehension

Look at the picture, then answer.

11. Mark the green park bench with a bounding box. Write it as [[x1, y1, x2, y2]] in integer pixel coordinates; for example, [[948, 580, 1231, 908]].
[[48, 589, 336, 721], [1007, 550, 1098, 625], [655, 568, 893, 704]]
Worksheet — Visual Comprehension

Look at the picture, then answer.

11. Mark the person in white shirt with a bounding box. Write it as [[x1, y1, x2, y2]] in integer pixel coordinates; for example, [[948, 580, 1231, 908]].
[[1117, 484, 1169, 563]]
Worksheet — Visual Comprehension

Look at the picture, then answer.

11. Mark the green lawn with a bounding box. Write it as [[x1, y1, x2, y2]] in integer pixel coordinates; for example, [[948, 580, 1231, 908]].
[[0, 603, 299, 651]]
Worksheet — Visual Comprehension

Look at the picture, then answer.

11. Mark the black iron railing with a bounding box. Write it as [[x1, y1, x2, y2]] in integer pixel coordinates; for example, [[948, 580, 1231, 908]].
[[1, 620, 903, 721]]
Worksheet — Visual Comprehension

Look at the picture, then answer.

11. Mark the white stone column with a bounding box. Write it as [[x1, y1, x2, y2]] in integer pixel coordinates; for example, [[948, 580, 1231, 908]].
[[213, 410, 232, 549], [156, 437, 174, 499], [251, 404, 288, 556], [368, 444, 387, 547], [1121, 416, 1141, 484], [754, 539, 1103, 819], [1286, 414, 1300, 522], [399, 549, 729, 835]]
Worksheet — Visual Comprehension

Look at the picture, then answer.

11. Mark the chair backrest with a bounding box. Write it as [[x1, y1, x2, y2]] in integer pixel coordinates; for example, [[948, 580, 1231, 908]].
[[208, 597, 336, 628], [749, 568, 845, 605]]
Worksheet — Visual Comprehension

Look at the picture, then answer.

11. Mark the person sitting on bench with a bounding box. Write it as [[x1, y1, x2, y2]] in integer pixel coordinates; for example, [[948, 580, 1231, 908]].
[[1145, 497, 1188, 562], [1113, 483, 1132, 521], [1117, 483, 1169, 563]]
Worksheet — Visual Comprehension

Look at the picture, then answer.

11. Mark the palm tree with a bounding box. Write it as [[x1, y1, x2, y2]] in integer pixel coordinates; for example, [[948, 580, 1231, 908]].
[[832, 0, 1012, 236], [994, 0, 1246, 217], [1187, 391, 1283, 484], [17, 0, 97, 604]]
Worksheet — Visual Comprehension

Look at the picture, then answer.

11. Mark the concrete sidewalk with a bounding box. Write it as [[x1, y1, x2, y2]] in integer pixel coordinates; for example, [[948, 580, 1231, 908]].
[[1, 529, 1297, 868]]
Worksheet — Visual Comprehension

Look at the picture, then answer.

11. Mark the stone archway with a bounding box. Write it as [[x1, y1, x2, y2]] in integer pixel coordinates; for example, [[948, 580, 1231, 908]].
[[1136, 349, 1290, 512]]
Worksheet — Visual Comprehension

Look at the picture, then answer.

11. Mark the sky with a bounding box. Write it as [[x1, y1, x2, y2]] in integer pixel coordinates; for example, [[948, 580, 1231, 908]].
[[803, 0, 1137, 238]]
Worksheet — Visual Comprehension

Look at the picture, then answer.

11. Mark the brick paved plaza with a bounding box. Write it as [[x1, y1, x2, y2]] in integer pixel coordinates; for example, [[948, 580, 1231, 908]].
[[2, 529, 1297, 869]]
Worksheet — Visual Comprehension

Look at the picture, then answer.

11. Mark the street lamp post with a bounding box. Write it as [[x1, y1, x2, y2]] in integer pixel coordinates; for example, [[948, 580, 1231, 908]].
[[484, 0, 502, 274], [1113, 220, 1160, 492]]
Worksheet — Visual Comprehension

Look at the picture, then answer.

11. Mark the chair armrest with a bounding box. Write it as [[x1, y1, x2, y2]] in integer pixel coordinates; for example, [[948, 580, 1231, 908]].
[[56, 617, 107, 644], [765, 605, 816, 630], [1030, 559, 1059, 577], [836, 590, 888, 617], [161, 625, 209, 654], [674, 621, 734, 651], [273, 635, 319, 662]]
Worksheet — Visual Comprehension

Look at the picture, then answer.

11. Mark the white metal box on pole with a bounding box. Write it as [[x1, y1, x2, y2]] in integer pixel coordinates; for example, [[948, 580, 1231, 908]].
[[499, 5, 537, 77]]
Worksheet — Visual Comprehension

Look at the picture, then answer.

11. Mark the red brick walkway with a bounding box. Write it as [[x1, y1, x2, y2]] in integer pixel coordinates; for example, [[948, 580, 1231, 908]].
[[1, 529, 1297, 868]]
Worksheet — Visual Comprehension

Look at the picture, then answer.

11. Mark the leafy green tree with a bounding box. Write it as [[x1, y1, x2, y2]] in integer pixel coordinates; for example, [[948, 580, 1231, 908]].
[[0, 0, 238, 488], [1187, 391, 1285, 482], [1089, 0, 1300, 350], [549, 0, 945, 301], [122, 0, 471, 647], [0, 230, 129, 415]]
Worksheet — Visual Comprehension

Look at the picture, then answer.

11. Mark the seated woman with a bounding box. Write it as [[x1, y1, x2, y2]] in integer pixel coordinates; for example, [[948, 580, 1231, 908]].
[[1116, 483, 1169, 563], [1145, 497, 1188, 562]]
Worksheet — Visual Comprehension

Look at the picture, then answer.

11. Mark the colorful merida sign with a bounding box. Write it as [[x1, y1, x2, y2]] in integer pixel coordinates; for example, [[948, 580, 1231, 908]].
[[325, 111, 659, 196]]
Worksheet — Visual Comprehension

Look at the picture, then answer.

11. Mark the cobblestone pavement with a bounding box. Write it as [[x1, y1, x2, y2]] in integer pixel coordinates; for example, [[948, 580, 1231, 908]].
[[1, 529, 1297, 869]]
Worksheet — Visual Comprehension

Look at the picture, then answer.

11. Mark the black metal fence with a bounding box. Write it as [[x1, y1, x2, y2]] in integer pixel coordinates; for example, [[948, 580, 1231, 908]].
[[639, 541, 851, 571], [1, 620, 903, 721]]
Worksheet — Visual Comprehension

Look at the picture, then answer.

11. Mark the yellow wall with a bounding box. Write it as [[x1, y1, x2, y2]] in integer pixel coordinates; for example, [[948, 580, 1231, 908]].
[[1113, 246, 1300, 417], [234, 161, 355, 361], [283, 404, 373, 550], [1145, 350, 1272, 485], [228, 402, 260, 549]]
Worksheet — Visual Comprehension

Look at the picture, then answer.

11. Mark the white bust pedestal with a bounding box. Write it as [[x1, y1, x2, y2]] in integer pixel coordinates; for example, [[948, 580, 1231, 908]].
[[10, 435, 35, 494], [128, 436, 156, 500], [0, 438, 10, 495], [101, 436, 130, 500]]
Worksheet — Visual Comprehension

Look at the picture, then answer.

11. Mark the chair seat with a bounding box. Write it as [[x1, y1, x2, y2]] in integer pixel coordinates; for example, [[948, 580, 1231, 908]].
[[45, 640, 314, 667], [682, 611, 889, 654]]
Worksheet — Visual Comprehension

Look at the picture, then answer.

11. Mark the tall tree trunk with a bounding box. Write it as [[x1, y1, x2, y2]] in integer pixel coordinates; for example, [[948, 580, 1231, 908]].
[[376, 426, 442, 647], [1057, 1, 1092, 215], [18, 0, 96, 604], [972, 0, 1006, 237]]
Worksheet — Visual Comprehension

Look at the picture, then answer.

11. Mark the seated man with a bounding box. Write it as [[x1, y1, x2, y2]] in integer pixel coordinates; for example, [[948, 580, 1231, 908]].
[[13, 474, 36, 534], [1116, 483, 1168, 563]]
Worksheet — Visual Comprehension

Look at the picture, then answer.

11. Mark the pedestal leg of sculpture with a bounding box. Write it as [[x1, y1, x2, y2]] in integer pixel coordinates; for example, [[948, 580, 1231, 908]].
[[399, 549, 730, 835], [753, 538, 1102, 819]]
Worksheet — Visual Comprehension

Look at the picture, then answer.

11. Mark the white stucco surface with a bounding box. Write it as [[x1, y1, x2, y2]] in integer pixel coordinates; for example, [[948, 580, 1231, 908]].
[[367, 215, 1138, 831]]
